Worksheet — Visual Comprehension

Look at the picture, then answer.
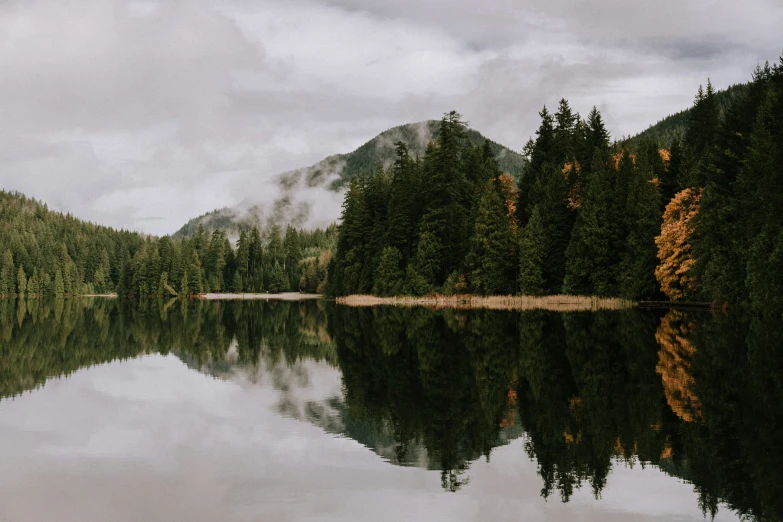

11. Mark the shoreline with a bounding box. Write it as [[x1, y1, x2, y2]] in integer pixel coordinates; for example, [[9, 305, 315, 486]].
[[197, 292, 322, 301], [335, 294, 635, 312]]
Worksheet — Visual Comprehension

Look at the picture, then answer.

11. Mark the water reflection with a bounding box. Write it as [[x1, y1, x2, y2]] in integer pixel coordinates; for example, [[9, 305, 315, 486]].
[[0, 298, 780, 521]]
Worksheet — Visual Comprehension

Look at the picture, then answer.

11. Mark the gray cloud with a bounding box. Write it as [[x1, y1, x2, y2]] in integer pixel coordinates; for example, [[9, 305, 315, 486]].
[[0, 0, 780, 234]]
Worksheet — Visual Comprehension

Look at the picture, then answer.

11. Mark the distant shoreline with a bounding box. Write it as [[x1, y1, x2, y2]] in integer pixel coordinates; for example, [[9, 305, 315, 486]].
[[197, 292, 322, 301], [335, 294, 635, 312]]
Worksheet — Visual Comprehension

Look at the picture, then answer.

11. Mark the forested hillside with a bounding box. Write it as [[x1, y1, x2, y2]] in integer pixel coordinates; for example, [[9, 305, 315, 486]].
[[173, 121, 527, 240], [0, 192, 144, 296], [3, 56, 781, 312], [633, 82, 750, 147], [0, 191, 336, 297], [329, 56, 783, 317]]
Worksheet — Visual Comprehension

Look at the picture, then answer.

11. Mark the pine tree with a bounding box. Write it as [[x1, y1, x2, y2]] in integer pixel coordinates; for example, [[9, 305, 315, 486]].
[[235, 230, 250, 291], [577, 106, 611, 187], [537, 164, 575, 293], [330, 175, 372, 296], [54, 269, 65, 297], [179, 271, 189, 297], [563, 149, 617, 296], [17, 265, 26, 296], [518, 206, 546, 295], [410, 231, 440, 294], [553, 98, 578, 163], [28, 268, 40, 297], [518, 106, 556, 226], [384, 142, 421, 263], [249, 227, 264, 291], [0, 251, 14, 295], [206, 230, 227, 292], [736, 75, 783, 314], [373, 246, 404, 296], [466, 179, 515, 295], [232, 271, 243, 293], [618, 150, 662, 299], [416, 111, 471, 285], [267, 261, 290, 293]]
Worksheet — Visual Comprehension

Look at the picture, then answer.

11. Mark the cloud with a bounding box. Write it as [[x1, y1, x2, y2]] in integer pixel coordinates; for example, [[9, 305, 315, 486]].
[[0, 0, 780, 234]]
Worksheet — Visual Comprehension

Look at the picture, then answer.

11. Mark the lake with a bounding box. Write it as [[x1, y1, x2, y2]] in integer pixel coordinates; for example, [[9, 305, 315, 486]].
[[0, 298, 780, 522]]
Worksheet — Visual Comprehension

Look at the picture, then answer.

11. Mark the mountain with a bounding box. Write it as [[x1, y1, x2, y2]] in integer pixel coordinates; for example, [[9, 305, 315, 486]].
[[172, 120, 527, 240], [632, 82, 751, 147]]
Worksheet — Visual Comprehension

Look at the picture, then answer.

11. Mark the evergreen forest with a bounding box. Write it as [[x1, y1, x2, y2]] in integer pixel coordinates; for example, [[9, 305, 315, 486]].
[[328, 56, 783, 317], [1, 55, 781, 316], [0, 190, 336, 298]]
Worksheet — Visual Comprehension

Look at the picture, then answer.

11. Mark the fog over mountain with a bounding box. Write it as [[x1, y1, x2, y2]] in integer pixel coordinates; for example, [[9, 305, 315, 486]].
[[172, 120, 527, 239], [0, 0, 780, 235]]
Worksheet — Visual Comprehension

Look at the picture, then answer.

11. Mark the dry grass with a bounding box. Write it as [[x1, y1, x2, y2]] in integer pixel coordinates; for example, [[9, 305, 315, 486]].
[[335, 294, 635, 312]]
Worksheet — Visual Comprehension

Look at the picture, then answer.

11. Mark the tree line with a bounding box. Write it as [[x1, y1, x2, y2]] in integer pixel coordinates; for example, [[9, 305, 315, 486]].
[[0, 190, 336, 298], [328, 55, 783, 316]]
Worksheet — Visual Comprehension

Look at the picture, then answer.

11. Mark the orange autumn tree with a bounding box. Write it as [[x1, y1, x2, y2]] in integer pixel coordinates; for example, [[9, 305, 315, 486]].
[[655, 188, 702, 300]]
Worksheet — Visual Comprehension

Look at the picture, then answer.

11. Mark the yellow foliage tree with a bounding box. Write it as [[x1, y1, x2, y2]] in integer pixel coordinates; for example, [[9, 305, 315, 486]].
[[655, 188, 702, 300]]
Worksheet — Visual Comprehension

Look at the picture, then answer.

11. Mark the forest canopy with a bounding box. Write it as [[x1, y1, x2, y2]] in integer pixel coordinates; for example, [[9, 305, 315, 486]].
[[327, 55, 783, 318], [1, 54, 781, 318], [0, 190, 336, 298]]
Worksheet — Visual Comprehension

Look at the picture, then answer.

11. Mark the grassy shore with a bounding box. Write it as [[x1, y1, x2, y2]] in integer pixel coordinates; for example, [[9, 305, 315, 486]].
[[335, 294, 635, 312]]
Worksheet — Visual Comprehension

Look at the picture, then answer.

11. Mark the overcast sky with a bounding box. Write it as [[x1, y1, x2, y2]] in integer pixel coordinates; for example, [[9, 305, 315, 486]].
[[1, 0, 781, 235]]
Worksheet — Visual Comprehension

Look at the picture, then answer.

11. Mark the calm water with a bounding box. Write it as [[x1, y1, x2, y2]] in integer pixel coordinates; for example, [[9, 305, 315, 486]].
[[0, 299, 780, 522]]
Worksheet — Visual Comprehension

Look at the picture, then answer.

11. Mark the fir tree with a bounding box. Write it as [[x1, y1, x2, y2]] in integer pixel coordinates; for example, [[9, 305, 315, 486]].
[[232, 271, 243, 293], [17, 265, 26, 296], [466, 179, 515, 295], [563, 149, 617, 296], [235, 230, 250, 291], [54, 269, 65, 297], [518, 206, 547, 296], [0, 251, 14, 295], [618, 150, 662, 299], [373, 247, 404, 296]]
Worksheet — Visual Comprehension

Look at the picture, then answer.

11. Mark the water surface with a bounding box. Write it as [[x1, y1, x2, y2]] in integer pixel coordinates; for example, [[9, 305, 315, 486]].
[[0, 299, 779, 521]]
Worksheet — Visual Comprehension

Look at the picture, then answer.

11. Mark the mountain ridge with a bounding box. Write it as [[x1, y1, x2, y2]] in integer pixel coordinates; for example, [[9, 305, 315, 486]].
[[172, 120, 528, 240]]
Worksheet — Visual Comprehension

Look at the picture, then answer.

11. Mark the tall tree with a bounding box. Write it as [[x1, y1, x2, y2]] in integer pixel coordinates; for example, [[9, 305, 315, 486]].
[[466, 178, 516, 295], [518, 206, 546, 296]]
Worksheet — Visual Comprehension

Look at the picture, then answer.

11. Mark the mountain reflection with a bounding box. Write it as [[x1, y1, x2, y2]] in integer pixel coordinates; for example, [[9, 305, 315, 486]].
[[0, 298, 781, 521]]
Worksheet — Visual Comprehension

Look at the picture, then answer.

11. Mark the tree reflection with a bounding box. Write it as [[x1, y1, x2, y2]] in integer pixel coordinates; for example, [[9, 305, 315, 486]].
[[1, 298, 781, 520]]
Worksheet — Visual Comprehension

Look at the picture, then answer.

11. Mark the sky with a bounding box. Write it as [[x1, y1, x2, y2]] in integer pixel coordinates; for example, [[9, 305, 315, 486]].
[[0, 0, 781, 235]]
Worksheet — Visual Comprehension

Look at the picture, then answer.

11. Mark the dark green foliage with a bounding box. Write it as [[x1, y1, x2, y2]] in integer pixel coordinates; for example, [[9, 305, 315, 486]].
[[373, 246, 404, 296], [0, 191, 145, 297], [327, 55, 783, 314], [330, 111, 499, 297], [691, 58, 783, 314], [633, 82, 752, 148], [0, 251, 15, 296], [465, 179, 515, 295], [173, 121, 527, 241], [517, 207, 546, 295], [0, 190, 335, 299], [618, 147, 663, 299], [563, 150, 619, 296]]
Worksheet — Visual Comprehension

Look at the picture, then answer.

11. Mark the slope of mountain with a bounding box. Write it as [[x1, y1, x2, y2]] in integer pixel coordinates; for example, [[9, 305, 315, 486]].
[[632, 82, 750, 146], [172, 120, 527, 240]]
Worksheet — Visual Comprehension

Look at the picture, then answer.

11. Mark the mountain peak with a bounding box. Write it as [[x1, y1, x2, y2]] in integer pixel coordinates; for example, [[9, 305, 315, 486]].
[[173, 120, 526, 240]]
